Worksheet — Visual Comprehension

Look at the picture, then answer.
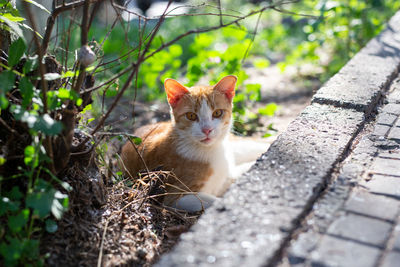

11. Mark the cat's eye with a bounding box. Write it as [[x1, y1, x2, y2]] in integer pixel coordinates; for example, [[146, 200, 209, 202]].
[[212, 109, 224, 118], [186, 112, 198, 121]]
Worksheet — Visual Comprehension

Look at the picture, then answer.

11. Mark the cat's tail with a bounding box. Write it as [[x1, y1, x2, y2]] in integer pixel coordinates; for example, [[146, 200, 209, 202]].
[[169, 192, 217, 213]]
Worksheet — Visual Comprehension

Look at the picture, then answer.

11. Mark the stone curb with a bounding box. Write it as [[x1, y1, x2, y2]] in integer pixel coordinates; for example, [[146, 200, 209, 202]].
[[157, 11, 400, 267]]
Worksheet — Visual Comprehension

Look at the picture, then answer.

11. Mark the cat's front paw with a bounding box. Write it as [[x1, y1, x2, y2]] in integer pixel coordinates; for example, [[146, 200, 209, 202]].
[[169, 192, 217, 212]]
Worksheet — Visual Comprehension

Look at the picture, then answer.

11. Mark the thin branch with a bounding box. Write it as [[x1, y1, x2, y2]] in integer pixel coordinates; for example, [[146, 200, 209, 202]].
[[71, 0, 91, 95], [0, 118, 23, 139], [80, 0, 90, 46], [242, 10, 263, 63], [74, 1, 172, 150], [81, 0, 298, 95], [88, 0, 104, 30], [42, 0, 99, 53], [217, 0, 223, 26], [271, 6, 320, 19], [143, 0, 297, 62], [80, 64, 134, 94]]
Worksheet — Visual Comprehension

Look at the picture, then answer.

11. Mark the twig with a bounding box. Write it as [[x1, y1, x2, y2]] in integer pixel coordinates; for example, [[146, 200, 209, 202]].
[[143, 0, 296, 62], [75, 1, 171, 151], [79, 65, 133, 94], [0, 117, 23, 139], [271, 6, 320, 19], [42, 0, 92, 53], [81, 0, 90, 46], [242, 9, 263, 63], [126, 137, 151, 210], [97, 215, 112, 267], [217, 0, 223, 26]]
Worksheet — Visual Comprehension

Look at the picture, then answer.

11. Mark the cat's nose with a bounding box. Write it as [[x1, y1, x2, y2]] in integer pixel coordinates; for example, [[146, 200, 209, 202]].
[[202, 128, 212, 135]]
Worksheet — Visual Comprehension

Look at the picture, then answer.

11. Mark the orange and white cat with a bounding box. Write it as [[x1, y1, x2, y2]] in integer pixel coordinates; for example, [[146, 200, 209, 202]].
[[121, 75, 266, 211]]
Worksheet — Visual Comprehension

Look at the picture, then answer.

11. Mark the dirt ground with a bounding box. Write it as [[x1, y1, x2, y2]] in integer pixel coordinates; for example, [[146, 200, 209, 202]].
[[42, 65, 317, 266]]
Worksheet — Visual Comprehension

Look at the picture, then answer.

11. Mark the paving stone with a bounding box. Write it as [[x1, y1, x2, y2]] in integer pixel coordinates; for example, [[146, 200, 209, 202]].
[[388, 127, 400, 141], [393, 226, 400, 251], [310, 235, 380, 267], [360, 175, 400, 197], [388, 88, 400, 104], [373, 124, 391, 136], [327, 213, 392, 247], [382, 252, 400, 267], [376, 113, 398, 125], [382, 104, 400, 116], [370, 157, 400, 176], [344, 190, 399, 221], [379, 148, 400, 159]]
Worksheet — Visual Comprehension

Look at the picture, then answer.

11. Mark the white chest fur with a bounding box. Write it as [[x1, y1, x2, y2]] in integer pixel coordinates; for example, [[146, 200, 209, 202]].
[[199, 140, 234, 196]]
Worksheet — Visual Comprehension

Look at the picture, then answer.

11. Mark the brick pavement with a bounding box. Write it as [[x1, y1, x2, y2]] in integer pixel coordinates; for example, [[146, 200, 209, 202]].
[[285, 77, 400, 267]]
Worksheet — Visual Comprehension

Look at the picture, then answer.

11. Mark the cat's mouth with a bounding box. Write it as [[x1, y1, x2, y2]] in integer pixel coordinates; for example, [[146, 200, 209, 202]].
[[200, 137, 212, 144]]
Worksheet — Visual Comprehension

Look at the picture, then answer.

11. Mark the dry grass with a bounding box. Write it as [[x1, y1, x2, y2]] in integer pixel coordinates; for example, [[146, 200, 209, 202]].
[[41, 138, 199, 267]]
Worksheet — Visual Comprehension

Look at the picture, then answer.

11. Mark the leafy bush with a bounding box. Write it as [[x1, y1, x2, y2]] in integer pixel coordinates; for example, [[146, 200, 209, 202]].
[[0, 35, 72, 266]]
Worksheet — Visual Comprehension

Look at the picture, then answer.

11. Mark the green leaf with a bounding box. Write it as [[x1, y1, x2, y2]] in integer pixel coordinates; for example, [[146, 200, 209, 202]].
[[245, 84, 261, 101], [0, 13, 25, 22], [23, 55, 38, 73], [42, 168, 73, 192], [222, 26, 247, 41], [8, 38, 26, 67], [0, 15, 24, 39], [21, 238, 40, 262], [81, 103, 92, 114], [0, 197, 19, 216], [61, 70, 77, 78], [76, 98, 83, 106], [19, 22, 43, 38], [0, 70, 16, 93], [26, 179, 68, 219], [258, 103, 278, 117], [33, 114, 62, 135], [130, 136, 142, 145], [57, 88, 71, 99], [254, 58, 270, 69], [0, 237, 23, 266], [19, 77, 34, 108], [0, 94, 8, 109], [169, 44, 182, 57], [24, 145, 38, 168], [24, 0, 51, 14], [11, 105, 38, 128], [8, 186, 23, 200], [8, 209, 29, 233], [85, 66, 95, 72], [45, 219, 58, 233], [0, 156, 5, 166]]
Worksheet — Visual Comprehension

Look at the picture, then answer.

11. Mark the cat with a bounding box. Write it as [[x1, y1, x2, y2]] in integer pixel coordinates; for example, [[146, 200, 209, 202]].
[[120, 75, 238, 211]]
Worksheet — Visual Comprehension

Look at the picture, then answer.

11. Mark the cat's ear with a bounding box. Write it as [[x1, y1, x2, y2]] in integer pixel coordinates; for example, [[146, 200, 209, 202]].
[[214, 75, 237, 102], [164, 79, 189, 108]]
